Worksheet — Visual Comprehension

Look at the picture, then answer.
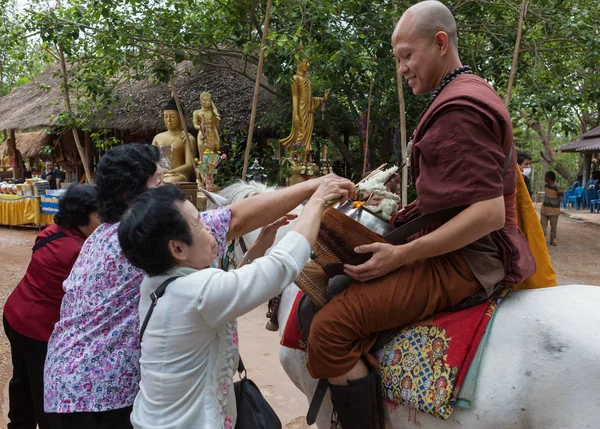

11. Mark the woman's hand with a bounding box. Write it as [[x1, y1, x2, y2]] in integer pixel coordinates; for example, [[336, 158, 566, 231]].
[[310, 176, 357, 206], [246, 214, 298, 260], [343, 242, 414, 282]]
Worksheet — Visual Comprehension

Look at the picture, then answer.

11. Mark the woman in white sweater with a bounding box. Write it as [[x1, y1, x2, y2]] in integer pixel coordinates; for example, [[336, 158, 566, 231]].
[[118, 180, 354, 429]]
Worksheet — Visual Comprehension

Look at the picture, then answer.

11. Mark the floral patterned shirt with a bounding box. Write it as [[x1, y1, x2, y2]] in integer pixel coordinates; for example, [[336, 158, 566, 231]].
[[43, 208, 232, 413]]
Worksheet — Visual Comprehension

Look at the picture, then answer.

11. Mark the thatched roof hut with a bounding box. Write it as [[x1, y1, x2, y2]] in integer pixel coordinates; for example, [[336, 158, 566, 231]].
[[0, 60, 278, 136], [97, 61, 278, 137], [0, 65, 64, 131], [0, 131, 53, 158]]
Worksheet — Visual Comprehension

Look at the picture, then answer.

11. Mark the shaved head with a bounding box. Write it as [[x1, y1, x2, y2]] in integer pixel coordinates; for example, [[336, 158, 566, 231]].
[[391, 1, 463, 95], [397, 1, 458, 48]]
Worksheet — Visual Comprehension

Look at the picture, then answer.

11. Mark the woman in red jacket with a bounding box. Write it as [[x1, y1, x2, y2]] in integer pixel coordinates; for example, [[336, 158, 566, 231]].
[[3, 184, 101, 429]]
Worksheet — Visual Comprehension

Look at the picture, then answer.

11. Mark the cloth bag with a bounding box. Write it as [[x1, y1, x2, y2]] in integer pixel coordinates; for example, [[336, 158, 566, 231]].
[[140, 277, 282, 429]]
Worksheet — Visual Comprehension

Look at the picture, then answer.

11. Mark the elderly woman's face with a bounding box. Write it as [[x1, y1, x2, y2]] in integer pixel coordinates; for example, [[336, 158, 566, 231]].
[[146, 163, 164, 188], [177, 199, 217, 269]]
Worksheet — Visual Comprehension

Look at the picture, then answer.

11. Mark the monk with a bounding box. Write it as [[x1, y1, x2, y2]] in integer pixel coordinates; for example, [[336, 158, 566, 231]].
[[305, 2, 535, 428]]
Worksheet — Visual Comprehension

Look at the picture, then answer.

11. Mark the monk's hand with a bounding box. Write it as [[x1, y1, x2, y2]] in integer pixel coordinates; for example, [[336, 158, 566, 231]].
[[250, 214, 298, 259], [344, 242, 412, 282]]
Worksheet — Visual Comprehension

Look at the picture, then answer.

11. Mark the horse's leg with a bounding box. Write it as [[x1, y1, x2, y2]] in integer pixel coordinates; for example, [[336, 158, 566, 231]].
[[280, 346, 334, 429], [279, 284, 335, 428]]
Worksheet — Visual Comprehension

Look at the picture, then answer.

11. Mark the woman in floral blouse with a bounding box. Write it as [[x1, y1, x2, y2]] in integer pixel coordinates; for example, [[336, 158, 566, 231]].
[[43, 142, 354, 429]]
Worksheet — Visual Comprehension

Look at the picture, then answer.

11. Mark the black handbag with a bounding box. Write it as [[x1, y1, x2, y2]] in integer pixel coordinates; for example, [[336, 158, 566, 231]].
[[141, 277, 281, 429], [234, 356, 282, 429]]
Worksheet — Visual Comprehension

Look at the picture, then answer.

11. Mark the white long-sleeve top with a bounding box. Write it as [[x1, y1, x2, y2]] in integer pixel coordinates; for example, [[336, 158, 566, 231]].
[[131, 231, 310, 429]]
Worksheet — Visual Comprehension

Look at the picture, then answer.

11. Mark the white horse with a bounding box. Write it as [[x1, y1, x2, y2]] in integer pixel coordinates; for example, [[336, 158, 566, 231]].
[[218, 181, 600, 429]]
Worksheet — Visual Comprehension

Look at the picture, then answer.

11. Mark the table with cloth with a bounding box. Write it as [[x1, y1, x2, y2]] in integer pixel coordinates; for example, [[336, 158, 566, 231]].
[[0, 195, 54, 226]]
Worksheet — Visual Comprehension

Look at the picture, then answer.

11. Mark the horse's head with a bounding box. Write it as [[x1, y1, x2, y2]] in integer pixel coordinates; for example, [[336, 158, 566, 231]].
[[214, 181, 303, 335], [214, 181, 302, 267]]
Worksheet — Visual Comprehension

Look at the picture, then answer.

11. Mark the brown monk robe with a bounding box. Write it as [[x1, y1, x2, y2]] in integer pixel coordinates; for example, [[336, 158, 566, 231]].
[[306, 3, 535, 428], [307, 72, 535, 376]]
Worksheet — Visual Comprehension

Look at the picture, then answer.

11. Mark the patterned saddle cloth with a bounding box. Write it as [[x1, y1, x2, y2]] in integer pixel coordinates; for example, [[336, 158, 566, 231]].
[[281, 288, 509, 420]]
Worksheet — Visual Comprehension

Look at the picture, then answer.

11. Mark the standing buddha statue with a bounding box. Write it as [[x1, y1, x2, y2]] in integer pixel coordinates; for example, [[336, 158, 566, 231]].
[[193, 92, 221, 156], [280, 60, 330, 161], [152, 98, 196, 183]]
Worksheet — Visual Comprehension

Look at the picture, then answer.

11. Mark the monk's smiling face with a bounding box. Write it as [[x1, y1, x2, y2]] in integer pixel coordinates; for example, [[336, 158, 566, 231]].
[[392, 1, 461, 96]]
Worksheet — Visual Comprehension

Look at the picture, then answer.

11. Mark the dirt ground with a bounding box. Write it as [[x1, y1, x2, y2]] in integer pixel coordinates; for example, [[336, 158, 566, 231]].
[[0, 213, 599, 428]]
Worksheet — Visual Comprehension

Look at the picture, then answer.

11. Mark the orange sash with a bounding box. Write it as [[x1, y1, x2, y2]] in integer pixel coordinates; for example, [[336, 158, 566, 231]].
[[513, 169, 557, 289]]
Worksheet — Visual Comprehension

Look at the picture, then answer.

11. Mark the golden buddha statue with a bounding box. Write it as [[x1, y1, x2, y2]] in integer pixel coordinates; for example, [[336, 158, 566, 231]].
[[152, 98, 196, 183], [193, 92, 221, 155], [280, 60, 330, 161]]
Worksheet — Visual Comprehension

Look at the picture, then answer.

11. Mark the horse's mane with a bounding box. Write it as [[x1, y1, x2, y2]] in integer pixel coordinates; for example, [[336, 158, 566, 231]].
[[213, 180, 279, 207]]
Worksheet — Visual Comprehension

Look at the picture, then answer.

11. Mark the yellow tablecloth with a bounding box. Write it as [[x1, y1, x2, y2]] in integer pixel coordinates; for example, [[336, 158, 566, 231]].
[[0, 195, 54, 226]]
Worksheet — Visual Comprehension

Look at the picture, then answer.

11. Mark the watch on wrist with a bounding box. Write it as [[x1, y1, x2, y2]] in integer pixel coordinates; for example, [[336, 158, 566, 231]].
[[242, 252, 253, 264]]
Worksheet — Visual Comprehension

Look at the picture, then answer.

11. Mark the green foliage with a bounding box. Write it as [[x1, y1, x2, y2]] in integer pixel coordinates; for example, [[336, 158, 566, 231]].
[[0, 0, 598, 182]]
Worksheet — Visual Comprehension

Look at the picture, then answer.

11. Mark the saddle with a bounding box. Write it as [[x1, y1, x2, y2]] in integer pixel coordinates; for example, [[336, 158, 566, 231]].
[[295, 204, 489, 349], [296, 202, 495, 425]]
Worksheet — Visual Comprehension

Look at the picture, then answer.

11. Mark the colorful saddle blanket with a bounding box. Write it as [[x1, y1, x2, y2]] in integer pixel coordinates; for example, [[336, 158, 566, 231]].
[[281, 288, 509, 420]]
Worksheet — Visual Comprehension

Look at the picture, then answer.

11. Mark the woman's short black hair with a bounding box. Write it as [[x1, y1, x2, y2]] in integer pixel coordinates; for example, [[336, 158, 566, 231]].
[[53, 184, 98, 229], [118, 185, 193, 276], [95, 143, 160, 223]]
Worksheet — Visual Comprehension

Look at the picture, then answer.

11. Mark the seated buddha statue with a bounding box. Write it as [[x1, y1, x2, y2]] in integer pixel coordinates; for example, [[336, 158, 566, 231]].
[[193, 92, 221, 156], [152, 98, 196, 183]]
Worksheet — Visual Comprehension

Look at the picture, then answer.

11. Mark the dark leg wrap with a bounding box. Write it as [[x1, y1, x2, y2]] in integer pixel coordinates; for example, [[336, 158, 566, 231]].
[[328, 370, 385, 429]]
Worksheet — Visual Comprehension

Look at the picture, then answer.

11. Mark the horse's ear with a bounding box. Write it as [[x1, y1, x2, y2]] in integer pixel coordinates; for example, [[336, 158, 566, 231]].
[[200, 188, 230, 207]]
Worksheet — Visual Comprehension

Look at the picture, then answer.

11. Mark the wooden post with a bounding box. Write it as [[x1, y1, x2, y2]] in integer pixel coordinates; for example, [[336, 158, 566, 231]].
[[582, 153, 592, 186], [395, 58, 408, 208], [242, 0, 273, 181], [362, 79, 374, 178], [505, 0, 528, 107]]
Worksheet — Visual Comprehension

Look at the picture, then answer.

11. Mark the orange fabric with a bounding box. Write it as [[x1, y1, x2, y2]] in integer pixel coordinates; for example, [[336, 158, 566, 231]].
[[512, 169, 557, 289], [306, 252, 483, 379]]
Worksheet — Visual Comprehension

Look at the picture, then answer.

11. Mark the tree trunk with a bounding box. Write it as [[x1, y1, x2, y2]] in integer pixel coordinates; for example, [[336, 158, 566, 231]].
[[242, 0, 273, 181], [168, 74, 196, 161], [362, 79, 374, 177], [395, 58, 408, 207], [381, 126, 391, 164], [7, 129, 24, 180], [57, 45, 93, 185], [505, 0, 528, 107], [520, 111, 571, 181], [330, 130, 359, 176]]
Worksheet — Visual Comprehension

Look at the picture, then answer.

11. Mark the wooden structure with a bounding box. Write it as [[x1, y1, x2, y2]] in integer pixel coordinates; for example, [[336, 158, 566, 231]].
[[558, 125, 600, 184]]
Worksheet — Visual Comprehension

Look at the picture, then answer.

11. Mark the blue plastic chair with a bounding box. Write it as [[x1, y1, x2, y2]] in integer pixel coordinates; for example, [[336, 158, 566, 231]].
[[582, 180, 598, 210], [561, 181, 579, 208], [590, 190, 600, 213], [567, 186, 584, 210]]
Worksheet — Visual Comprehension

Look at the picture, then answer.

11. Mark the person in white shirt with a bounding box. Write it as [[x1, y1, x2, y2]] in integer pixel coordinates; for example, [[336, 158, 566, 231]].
[[118, 180, 355, 429]]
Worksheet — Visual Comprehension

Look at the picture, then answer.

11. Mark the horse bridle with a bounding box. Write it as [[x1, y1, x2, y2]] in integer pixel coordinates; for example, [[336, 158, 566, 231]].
[[200, 187, 250, 271], [204, 187, 280, 328]]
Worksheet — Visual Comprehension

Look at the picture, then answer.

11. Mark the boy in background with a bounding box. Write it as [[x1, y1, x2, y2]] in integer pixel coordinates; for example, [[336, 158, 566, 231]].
[[540, 170, 563, 246]]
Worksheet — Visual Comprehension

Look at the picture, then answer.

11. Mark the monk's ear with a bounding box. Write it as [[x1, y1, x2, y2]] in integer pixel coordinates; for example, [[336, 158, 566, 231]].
[[434, 31, 450, 55]]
